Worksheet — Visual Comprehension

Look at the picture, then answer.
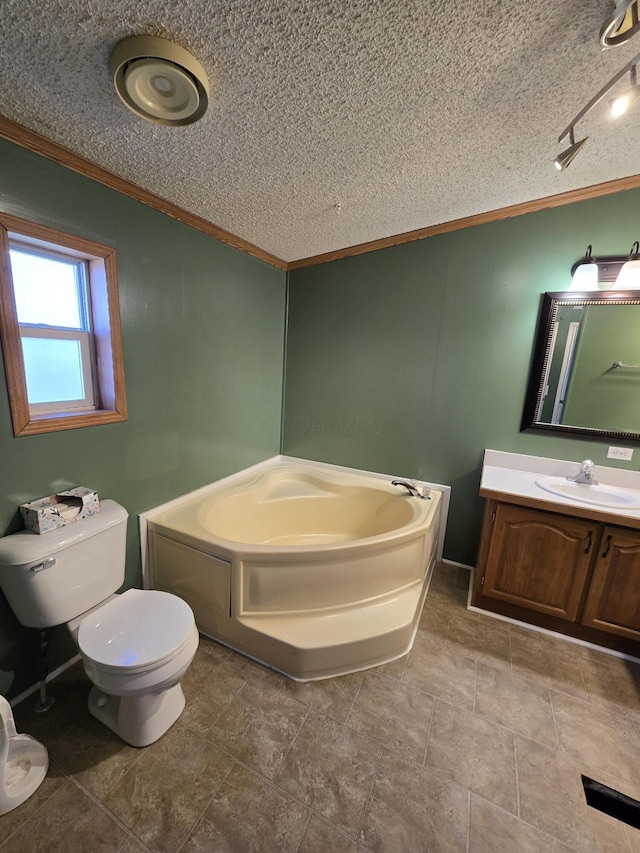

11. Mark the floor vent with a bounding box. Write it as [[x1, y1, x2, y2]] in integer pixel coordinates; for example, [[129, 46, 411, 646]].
[[582, 775, 640, 830]]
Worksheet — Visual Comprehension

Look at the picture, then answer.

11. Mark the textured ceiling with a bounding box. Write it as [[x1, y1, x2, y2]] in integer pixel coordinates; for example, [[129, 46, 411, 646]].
[[1, 1, 639, 262]]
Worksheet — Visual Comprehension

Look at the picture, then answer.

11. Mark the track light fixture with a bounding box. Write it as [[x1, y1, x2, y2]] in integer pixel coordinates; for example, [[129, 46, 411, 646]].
[[554, 52, 640, 170]]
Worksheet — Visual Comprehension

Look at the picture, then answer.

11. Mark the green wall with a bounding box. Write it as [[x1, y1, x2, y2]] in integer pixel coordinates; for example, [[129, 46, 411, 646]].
[[0, 139, 286, 700], [283, 189, 640, 566], [3, 132, 640, 704]]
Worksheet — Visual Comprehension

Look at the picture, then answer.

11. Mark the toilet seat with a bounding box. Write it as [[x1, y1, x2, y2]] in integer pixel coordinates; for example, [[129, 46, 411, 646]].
[[77, 588, 195, 673]]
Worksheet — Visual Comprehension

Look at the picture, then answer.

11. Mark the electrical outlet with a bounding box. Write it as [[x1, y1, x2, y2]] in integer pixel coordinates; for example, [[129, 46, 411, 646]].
[[607, 446, 634, 461]]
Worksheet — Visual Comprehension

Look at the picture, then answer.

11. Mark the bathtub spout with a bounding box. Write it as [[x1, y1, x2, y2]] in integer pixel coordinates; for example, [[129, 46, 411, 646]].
[[391, 480, 431, 500]]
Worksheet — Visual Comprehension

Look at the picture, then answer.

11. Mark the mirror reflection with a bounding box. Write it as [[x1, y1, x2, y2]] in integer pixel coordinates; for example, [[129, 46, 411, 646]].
[[522, 292, 640, 441]]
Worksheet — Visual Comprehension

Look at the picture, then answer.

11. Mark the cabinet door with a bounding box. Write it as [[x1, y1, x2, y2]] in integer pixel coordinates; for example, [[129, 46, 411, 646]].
[[481, 504, 595, 620], [581, 527, 640, 641]]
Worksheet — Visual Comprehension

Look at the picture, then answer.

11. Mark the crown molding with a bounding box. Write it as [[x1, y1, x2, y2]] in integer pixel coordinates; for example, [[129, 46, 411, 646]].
[[287, 174, 640, 270], [0, 115, 288, 271], [2, 115, 640, 274]]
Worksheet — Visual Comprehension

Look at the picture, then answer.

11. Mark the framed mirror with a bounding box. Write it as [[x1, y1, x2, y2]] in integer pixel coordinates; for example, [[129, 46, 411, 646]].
[[521, 291, 640, 443]]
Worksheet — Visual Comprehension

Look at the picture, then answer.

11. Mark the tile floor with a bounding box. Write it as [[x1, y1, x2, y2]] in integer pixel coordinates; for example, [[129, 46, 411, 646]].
[[2, 564, 640, 853]]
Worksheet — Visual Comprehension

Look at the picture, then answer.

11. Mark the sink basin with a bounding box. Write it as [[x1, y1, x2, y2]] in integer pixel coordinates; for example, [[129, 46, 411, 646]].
[[534, 477, 640, 509]]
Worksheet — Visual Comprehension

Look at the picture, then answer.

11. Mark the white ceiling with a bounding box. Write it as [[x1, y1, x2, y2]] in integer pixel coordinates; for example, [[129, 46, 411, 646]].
[[1, 1, 639, 263]]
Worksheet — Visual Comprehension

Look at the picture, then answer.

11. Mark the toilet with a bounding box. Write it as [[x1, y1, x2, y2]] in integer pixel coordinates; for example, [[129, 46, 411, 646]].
[[0, 501, 198, 747]]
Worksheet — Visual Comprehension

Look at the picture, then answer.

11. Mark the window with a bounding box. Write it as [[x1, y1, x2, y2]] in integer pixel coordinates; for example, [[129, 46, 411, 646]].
[[0, 213, 127, 435]]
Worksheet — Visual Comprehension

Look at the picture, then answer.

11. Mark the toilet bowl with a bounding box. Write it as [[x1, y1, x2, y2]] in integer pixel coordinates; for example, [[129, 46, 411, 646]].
[[75, 589, 199, 747], [0, 500, 198, 748]]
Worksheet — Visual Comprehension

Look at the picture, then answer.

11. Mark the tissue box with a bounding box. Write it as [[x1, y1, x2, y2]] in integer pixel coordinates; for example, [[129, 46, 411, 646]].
[[20, 487, 100, 534]]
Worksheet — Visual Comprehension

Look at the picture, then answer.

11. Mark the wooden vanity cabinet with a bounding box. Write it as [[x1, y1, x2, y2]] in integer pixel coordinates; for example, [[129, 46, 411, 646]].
[[474, 498, 640, 653], [478, 503, 597, 621], [581, 526, 640, 641]]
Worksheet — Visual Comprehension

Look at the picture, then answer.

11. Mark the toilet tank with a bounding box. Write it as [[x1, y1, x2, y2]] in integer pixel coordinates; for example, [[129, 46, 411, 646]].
[[0, 500, 128, 629]]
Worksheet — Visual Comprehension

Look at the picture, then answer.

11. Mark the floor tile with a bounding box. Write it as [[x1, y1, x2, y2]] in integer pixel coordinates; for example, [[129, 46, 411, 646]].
[[297, 815, 364, 853], [275, 669, 365, 723], [468, 795, 574, 853], [47, 711, 142, 800], [12, 662, 90, 747], [360, 749, 468, 853], [182, 764, 308, 853], [346, 669, 433, 761], [474, 662, 557, 749], [1, 779, 128, 853], [516, 734, 631, 853], [103, 724, 233, 853], [7, 566, 638, 853], [375, 652, 408, 680], [197, 633, 233, 662], [180, 648, 247, 734], [117, 839, 151, 853], [428, 565, 471, 604], [578, 655, 640, 723], [275, 710, 381, 839], [510, 631, 588, 700], [0, 763, 66, 843], [403, 638, 476, 710], [425, 699, 517, 815], [551, 691, 640, 784], [446, 613, 511, 671], [206, 678, 308, 778], [414, 604, 450, 645]]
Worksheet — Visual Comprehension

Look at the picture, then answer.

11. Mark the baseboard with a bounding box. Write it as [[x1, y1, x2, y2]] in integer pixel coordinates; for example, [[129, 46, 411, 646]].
[[440, 558, 473, 571]]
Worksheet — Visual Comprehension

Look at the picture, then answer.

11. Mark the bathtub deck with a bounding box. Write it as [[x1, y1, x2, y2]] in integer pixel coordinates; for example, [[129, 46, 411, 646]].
[[211, 578, 431, 681]]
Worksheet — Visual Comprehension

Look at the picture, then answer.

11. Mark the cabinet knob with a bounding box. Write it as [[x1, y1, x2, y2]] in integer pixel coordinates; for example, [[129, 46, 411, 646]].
[[584, 530, 593, 554], [601, 534, 612, 559]]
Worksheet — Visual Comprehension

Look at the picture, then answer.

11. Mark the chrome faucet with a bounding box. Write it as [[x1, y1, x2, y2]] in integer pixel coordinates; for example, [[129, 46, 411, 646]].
[[567, 459, 599, 485], [391, 480, 431, 499]]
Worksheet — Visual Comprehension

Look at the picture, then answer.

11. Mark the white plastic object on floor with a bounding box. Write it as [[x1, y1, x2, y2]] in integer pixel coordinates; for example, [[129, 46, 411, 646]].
[[0, 695, 48, 815]]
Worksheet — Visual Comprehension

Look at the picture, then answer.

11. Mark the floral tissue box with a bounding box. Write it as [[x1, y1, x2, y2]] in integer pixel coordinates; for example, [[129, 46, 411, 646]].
[[20, 487, 100, 534]]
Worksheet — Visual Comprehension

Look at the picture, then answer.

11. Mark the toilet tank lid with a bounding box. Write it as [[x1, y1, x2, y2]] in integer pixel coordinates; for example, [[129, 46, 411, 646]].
[[0, 500, 128, 567]]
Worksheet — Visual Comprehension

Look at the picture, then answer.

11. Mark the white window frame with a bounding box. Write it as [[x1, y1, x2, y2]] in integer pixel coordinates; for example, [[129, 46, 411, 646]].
[[20, 325, 96, 414], [0, 213, 127, 436]]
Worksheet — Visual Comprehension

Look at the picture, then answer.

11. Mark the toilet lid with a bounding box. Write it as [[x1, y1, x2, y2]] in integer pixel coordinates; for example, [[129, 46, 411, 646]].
[[77, 588, 195, 669]]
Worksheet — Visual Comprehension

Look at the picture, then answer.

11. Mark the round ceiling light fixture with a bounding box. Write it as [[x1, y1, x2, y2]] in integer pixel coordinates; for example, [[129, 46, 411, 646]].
[[109, 35, 209, 126]]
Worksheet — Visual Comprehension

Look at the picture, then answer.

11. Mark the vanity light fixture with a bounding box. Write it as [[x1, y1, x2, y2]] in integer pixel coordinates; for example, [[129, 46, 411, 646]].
[[615, 241, 640, 288], [109, 35, 209, 126], [567, 243, 640, 290], [600, 0, 640, 48], [568, 246, 599, 291], [554, 52, 640, 171]]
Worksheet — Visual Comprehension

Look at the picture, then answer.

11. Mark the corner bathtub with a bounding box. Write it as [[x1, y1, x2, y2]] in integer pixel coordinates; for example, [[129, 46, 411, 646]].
[[142, 459, 449, 680]]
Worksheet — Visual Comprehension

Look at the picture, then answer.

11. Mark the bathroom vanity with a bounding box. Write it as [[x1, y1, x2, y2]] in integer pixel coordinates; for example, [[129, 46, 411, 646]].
[[472, 451, 640, 656]]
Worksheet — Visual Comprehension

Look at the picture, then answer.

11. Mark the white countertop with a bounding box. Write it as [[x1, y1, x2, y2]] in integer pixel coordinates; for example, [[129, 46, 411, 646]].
[[481, 450, 640, 524]]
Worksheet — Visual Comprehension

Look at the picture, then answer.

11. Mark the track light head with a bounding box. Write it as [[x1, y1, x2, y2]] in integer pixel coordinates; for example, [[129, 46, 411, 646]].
[[610, 66, 640, 118], [554, 133, 589, 171]]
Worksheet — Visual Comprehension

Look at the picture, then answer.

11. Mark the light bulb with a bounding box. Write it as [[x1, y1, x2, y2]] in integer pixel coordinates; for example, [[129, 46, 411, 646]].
[[609, 86, 640, 119]]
